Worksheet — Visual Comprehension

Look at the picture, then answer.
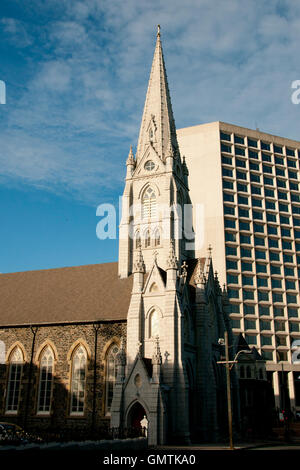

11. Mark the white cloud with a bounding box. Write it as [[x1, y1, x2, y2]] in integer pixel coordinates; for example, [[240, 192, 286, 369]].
[[0, 17, 33, 47], [33, 61, 72, 92], [1, 0, 300, 204], [50, 21, 89, 49]]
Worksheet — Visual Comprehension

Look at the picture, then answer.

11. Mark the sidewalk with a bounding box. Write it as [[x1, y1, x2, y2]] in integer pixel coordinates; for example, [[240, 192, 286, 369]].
[[154, 442, 266, 451], [155, 437, 300, 451]]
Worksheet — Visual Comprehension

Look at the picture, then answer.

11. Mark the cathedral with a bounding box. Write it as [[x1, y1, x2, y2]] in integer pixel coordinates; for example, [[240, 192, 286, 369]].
[[0, 28, 269, 446]]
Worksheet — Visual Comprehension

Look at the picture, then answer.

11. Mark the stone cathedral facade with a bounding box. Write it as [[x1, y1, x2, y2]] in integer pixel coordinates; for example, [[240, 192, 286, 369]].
[[111, 28, 239, 444], [0, 29, 269, 446]]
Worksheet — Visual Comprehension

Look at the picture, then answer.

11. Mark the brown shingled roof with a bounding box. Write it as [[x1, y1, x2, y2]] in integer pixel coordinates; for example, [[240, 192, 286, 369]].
[[0, 262, 132, 326]]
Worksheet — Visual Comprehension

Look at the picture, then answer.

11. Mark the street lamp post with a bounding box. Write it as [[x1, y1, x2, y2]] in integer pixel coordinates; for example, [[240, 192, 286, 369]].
[[217, 331, 252, 450], [218, 331, 234, 449], [225, 331, 233, 450]]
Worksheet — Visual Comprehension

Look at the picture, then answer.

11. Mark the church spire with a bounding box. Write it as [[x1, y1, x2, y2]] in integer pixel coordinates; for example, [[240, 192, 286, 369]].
[[126, 145, 135, 166], [136, 26, 179, 163], [118, 28, 191, 279]]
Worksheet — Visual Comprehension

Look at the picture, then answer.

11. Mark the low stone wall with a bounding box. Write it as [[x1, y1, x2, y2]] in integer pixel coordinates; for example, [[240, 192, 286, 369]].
[[0, 437, 148, 453]]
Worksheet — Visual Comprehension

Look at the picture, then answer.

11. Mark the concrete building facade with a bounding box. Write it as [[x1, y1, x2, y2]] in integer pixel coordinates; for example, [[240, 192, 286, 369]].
[[177, 122, 300, 414]]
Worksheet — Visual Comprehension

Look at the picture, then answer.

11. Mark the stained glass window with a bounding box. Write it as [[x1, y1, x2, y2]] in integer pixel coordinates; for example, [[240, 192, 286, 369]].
[[37, 346, 54, 414], [6, 347, 23, 413], [142, 187, 156, 219], [70, 346, 87, 415], [106, 344, 119, 414], [149, 310, 159, 338]]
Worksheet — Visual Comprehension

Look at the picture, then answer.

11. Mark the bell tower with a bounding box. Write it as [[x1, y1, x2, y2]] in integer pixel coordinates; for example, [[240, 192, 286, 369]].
[[118, 26, 193, 278]]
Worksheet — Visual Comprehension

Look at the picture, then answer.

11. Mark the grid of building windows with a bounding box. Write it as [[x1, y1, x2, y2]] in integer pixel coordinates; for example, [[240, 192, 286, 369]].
[[221, 130, 300, 364]]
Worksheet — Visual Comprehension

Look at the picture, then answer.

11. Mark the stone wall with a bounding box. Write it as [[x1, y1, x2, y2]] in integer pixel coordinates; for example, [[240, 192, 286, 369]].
[[0, 321, 126, 432]]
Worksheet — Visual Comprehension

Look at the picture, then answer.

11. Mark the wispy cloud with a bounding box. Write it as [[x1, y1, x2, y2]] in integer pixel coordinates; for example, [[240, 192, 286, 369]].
[[1, 0, 299, 204], [0, 17, 33, 47]]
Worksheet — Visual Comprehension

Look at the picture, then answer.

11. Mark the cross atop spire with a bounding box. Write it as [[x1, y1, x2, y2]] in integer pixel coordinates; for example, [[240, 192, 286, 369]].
[[136, 27, 179, 163]]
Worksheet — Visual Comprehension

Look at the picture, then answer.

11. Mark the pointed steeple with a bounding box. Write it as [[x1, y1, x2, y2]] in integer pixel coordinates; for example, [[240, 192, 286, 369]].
[[152, 336, 162, 383], [133, 242, 145, 273], [136, 26, 179, 163], [194, 257, 205, 286], [126, 145, 135, 166], [152, 335, 162, 366], [126, 145, 135, 178], [222, 283, 229, 302], [182, 155, 188, 174], [166, 239, 178, 270]]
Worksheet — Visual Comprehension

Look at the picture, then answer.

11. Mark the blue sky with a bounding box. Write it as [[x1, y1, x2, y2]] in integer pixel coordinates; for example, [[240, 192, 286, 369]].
[[0, 0, 300, 273]]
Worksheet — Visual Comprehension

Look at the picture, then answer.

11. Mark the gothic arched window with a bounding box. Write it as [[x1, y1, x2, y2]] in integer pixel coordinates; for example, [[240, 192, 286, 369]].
[[145, 229, 151, 248], [70, 345, 87, 415], [154, 228, 160, 246], [6, 347, 23, 413], [106, 344, 119, 414], [135, 230, 141, 249], [37, 346, 54, 414], [142, 187, 156, 219], [149, 309, 159, 338]]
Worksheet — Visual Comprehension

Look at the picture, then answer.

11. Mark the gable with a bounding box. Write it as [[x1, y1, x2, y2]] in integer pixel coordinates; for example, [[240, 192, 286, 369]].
[[134, 144, 165, 177], [143, 262, 166, 295], [124, 355, 153, 392]]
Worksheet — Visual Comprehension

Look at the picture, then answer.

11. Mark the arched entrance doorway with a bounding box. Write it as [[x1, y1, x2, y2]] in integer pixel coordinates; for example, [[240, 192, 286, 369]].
[[127, 402, 147, 434]]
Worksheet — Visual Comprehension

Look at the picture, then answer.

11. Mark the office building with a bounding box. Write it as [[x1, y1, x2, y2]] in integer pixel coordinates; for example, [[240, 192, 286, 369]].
[[178, 121, 300, 412]]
